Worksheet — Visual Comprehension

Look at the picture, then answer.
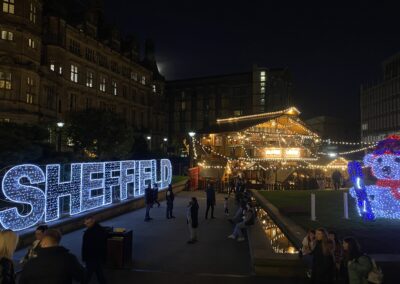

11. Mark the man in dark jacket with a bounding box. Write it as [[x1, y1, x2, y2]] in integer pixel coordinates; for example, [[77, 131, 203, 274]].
[[166, 184, 175, 219], [19, 229, 84, 284], [82, 216, 107, 284], [187, 197, 199, 244], [205, 183, 216, 219], [144, 184, 154, 221]]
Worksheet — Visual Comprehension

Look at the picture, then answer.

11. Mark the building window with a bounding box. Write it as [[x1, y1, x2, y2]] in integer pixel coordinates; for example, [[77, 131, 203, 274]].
[[85, 48, 95, 62], [26, 77, 35, 104], [260, 71, 266, 82], [69, 39, 81, 56], [86, 71, 94, 88], [1, 30, 13, 41], [131, 72, 137, 81], [0, 71, 11, 89], [234, 110, 243, 116], [2, 0, 14, 14], [141, 76, 146, 85], [28, 38, 36, 49], [50, 63, 55, 71], [112, 80, 117, 96], [70, 64, 78, 83], [152, 84, 156, 93], [29, 2, 36, 23], [58, 66, 63, 75], [122, 85, 127, 98], [99, 76, 106, 92]]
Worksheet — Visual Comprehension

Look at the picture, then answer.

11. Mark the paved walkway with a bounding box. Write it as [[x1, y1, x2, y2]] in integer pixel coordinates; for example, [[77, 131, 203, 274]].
[[15, 191, 298, 283]]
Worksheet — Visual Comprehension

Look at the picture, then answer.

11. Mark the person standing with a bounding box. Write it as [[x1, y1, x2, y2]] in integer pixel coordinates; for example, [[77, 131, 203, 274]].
[[166, 184, 175, 219], [21, 225, 48, 265], [144, 184, 154, 221], [341, 237, 372, 284], [19, 229, 84, 284], [205, 183, 216, 219], [82, 216, 107, 284], [153, 183, 160, 208], [311, 228, 335, 284], [187, 197, 199, 244], [224, 197, 229, 216], [0, 230, 18, 284], [332, 170, 342, 191]]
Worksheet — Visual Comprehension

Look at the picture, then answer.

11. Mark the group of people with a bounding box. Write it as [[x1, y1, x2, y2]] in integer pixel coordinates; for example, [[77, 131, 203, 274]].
[[144, 183, 175, 221], [0, 215, 108, 284], [301, 228, 378, 284]]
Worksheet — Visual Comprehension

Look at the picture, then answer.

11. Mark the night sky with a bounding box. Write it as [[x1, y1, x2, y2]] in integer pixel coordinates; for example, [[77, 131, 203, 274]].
[[105, 0, 400, 121]]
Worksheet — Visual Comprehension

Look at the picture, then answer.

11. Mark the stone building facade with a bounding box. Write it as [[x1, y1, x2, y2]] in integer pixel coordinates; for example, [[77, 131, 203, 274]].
[[0, 0, 167, 150]]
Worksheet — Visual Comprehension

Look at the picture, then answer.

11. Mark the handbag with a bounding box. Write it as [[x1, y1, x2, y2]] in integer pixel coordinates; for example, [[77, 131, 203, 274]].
[[366, 257, 383, 284]]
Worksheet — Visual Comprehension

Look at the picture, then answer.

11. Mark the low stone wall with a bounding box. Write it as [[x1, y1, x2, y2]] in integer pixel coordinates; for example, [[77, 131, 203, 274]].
[[248, 189, 307, 278], [16, 180, 188, 249]]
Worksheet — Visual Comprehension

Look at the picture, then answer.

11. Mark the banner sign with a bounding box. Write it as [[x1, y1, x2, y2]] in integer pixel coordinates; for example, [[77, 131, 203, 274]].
[[0, 159, 172, 231]]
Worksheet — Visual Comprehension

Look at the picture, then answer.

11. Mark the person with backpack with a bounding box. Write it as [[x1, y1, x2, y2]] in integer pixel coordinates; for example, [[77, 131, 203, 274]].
[[227, 202, 255, 242], [341, 237, 375, 284]]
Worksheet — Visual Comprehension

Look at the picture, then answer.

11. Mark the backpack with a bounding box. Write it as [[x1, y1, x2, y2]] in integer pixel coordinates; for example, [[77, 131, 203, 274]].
[[366, 256, 383, 284]]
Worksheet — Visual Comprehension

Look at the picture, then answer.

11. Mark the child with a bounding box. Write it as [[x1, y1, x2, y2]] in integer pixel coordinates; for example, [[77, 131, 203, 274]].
[[224, 197, 229, 216]]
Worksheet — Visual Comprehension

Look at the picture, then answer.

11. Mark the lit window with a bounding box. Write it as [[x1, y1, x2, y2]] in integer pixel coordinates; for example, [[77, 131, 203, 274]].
[[362, 123, 368, 131], [50, 63, 55, 71], [26, 77, 35, 104], [0, 71, 11, 89], [141, 76, 146, 85], [3, 0, 14, 14], [260, 71, 266, 82], [58, 66, 62, 74], [152, 84, 156, 93], [234, 110, 243, 116], [99, 76, 106, 92], [131, 72, 137, 81], [70, 64, 78, 83], [28, 38, 36, 49], [29, 2, 36, 23], [112, 80, 117, 96], [86, 71, 94, 88], [1, 30, 13, 41]]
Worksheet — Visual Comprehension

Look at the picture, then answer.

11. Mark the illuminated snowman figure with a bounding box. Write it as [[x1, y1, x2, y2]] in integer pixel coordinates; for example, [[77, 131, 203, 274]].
[[349, 135, 400, 220]]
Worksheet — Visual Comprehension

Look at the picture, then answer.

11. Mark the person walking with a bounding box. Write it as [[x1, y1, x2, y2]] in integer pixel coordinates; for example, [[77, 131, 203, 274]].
[[144, 184, 154, 221], [187, 197, 199, 244], [311, 228, 335, 284], [19, 229, 84, 284], [0, 230, 18, 284], [82, 216, 107, 284], [205, 183, 216, 219], [341, 237, 372, 284], [224, 197, 229, 216], [166, 184, 175, 219], [21, 225, 48, 265], [153, 183, 160, 208]]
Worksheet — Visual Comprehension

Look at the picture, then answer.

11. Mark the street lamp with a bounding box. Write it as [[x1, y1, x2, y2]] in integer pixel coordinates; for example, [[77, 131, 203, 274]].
[[146, 136, 151, 151], [188, 131, 196, 168], [163, 137, 168, 142], [56, 122, 64, 152]]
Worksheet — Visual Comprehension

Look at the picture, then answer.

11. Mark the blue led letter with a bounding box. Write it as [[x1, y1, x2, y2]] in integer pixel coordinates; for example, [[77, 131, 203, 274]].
[[120, 161, 135, 200], [81, 163, 105, 212], [0, 165, 45, 231]]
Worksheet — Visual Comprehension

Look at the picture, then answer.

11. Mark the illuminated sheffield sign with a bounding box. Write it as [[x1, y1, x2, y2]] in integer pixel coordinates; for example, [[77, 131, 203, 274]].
[[0, 159, 172, 231]]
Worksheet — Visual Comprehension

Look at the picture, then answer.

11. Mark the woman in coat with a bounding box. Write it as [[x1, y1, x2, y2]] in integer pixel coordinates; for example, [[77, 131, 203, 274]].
[[342, 237, 372, 284], [0, 230, 19, 284], [187, 197, 199, 244], [311, 228, 335, 284]]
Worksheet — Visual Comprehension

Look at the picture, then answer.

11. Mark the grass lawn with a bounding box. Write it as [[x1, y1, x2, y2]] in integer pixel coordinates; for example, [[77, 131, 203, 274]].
[[172, 175, 188, 185], [259, 190, 400, 254]]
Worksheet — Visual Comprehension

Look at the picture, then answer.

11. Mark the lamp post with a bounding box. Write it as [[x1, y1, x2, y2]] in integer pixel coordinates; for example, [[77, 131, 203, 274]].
[[146, 135, 152, 151], [163, 137, 168, 154], [188, 131, 196, 168], [56, 122, 64, 152]]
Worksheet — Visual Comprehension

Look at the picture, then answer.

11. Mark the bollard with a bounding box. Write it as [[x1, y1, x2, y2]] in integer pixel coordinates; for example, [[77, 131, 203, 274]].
[[343, 192, 349, 219], [311, 193, 316, 221]]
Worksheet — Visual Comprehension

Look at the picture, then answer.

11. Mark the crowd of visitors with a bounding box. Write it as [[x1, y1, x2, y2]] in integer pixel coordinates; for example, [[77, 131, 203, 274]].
[[300, 227, 382, 284], [144, 183, 175, 222]]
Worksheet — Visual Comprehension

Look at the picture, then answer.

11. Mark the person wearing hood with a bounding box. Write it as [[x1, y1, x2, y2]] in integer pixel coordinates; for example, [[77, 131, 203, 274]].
[[81, 216, 107, 284], [19, 229, 84, 284]]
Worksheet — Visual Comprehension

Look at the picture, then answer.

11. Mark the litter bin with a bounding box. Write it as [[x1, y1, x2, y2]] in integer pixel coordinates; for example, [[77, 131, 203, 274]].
[[107, 230, 132, 269]]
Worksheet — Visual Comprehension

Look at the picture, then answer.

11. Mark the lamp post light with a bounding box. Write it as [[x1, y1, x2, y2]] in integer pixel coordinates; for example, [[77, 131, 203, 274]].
[[188, 131, 196, 168], [146, 136, 152, 151], [56, 122, 64, 152], [163, 137, 168, 154]]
